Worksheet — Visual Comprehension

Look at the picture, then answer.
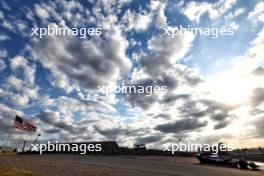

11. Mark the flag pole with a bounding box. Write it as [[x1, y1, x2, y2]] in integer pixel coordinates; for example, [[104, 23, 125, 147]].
[[29, 133, 41, 151], [6, 134, 11, 147], [22, 140, 26, 152]]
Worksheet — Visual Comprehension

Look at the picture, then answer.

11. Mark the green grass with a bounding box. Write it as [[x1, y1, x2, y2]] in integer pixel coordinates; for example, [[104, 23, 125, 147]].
[[0, 166, 38, 176]]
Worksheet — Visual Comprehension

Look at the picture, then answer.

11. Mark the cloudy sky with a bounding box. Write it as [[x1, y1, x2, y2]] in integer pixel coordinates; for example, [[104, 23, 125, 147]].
[[0, 0, 263, 149]]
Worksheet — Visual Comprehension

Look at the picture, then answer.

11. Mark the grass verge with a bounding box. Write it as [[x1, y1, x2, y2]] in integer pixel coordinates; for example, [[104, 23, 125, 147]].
[[0, 166, 39, 176]]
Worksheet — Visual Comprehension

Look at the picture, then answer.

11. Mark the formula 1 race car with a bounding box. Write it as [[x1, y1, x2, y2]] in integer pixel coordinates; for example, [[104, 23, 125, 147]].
[[196, 151, 260, 170]]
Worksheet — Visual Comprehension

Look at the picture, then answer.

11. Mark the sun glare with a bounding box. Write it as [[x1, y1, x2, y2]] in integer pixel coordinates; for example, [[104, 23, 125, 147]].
[[205, 73, 253, 105]]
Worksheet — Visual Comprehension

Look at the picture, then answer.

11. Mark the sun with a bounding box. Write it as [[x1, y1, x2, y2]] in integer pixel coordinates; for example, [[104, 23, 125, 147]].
[[204, 73, 254, 105]]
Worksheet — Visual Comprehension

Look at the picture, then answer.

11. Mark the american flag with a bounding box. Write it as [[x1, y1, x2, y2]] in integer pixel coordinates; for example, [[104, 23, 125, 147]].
[[13, 115, 37, 132]]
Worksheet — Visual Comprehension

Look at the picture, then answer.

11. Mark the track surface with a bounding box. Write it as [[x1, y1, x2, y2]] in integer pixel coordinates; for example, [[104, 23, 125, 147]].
[[0, 155, 263, 176], [54, 155, 264, 176]]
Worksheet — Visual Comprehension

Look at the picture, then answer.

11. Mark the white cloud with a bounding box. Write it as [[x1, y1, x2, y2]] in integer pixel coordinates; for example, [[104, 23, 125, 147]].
[[31, 24, 131, 92], [0, 104, 24, 128], [0, 11, 13, 30], [121, 0, 168, 32], [7, 76, 23, 90], [2, 20, 13, 30], [224, 7, 245, 20], [1, 1, 11, 11], [141, 31, 195, 75], [10, 94, 30, 107], [248, 1, 264, 24], [122, 10, 152, 32], [0, 88, 7, 98], [35, 4, 50, 20], [10, 56, 36, 86], [4, 56, 38, 108], [124, 31, 197, 111], [149, 0, 167, 27], [0, 11, 3, 19], [0, 59, 6, 71], [0, 34, 10, 42], [236, 27, 264, 73], [228, 21, 239, 31], [182, 0, 237, 22], [182, 1, 212, 22], [0, 49, 7, 58]]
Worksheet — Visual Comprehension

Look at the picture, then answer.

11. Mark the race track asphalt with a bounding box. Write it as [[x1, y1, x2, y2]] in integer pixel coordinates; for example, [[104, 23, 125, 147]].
[[1, 154, 263, 176]]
